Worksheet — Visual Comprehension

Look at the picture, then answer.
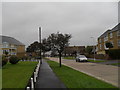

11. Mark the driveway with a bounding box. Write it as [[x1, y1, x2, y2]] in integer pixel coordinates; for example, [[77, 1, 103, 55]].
[[47, 57, 119, 87]]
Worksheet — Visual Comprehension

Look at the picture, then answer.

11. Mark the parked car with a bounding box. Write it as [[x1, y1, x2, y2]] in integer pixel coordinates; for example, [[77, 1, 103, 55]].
[[76, 55, 88, 62]]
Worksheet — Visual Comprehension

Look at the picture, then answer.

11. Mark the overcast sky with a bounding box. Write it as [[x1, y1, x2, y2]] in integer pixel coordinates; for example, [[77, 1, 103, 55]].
[[2, 2, 118, 47]]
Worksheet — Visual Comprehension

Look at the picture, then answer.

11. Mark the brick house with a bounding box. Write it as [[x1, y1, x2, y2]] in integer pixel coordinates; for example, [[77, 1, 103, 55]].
[[64, 46, 85, 56], [0, 35, 25, 57], [97, 23, 120, 54]]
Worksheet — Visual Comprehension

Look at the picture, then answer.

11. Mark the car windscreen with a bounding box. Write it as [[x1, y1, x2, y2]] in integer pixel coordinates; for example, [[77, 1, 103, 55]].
[[79, 55, 86, 58]]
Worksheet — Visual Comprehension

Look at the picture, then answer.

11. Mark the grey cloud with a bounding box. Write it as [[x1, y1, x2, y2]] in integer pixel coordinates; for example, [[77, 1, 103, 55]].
[[2, 2, 118, 47]]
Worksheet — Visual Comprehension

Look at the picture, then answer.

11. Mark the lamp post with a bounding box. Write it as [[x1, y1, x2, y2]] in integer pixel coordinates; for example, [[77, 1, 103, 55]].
[[90, 37, 96, 61], [39, 27, 42, 64]]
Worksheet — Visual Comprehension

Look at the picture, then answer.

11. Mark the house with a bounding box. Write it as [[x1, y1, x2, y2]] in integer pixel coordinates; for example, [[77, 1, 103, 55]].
[[97, 23, 120, 54], [0, 35, 25, 57], [64, 46, 85, 56]]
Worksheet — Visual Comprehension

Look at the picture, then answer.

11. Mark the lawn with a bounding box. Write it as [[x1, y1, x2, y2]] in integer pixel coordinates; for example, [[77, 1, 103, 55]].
[[63, 57, 106, 63], [0, 69, 1, 89], [87, 59, 106, 63], [2, 61, 38, 88], [110, 63, 120, 66], [63, 57, 75, 60], [47, 60, 117, 88]]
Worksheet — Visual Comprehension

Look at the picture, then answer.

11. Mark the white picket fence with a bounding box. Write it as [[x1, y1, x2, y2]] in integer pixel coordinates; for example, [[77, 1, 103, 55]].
[[26, 60, 41, 90]]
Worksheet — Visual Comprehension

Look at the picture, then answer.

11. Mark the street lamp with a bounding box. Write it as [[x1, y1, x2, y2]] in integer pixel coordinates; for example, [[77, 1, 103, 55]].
[[39, 27, 42, 64], [90, 37, 96, 61]]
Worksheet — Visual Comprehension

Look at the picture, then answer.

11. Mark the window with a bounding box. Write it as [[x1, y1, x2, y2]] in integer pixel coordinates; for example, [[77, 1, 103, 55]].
[[3, 50, 5, 54], [110, 32, 113, 38], [118, 40, 120, 46], [3, 50, 9, 54], [96, 46, 98, 51], [11, 44, 14, 48], [104, 43, 109, 50], [104, 43, 106, 49], [11, 52, 16, 55], [104, 36, 108, 42], [110, 41, 114, 47], [100, 44, 102, 50], [117, 30, 120, 36], [3, 42, 9, 48], [99, 39, 101, 43]]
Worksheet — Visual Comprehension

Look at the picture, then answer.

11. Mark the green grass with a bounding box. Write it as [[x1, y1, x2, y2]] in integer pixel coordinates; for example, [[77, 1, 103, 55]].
[[88, 59, 106, 63], [47, 60, 117, 88], [110, 63, 120, 66], [2, 61, 38, 88], [0, 69, 1, 89], [63, 57, 75, 60], [63, 57, 106, 63]]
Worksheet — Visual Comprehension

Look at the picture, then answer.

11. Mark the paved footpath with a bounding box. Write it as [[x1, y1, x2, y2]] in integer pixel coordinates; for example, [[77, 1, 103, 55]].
[[48, 57, 119, 87], [35, 59, 66, 89]]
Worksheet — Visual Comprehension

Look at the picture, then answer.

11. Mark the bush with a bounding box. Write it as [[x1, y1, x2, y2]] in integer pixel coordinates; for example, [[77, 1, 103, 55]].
[[105, 49, 120, 59], [22, 56, 28, 60], [1, 55, 8, 67], [9, 56, 19, 64]]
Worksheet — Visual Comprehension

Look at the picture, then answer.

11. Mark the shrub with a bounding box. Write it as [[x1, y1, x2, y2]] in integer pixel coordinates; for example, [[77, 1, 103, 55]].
[[1, 55, 8, 67], [22, 56, 28, 60], [9, 56, 19, 64], [105, 42, 113, 48], [105, 49, 120, 59]]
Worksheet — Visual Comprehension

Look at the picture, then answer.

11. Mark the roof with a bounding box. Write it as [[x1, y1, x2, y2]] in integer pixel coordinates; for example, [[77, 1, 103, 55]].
[[98, 30, 111, 38], [111, 23, 120, 32], [98, 23, 120, 39], [0, 35, 25, 45]]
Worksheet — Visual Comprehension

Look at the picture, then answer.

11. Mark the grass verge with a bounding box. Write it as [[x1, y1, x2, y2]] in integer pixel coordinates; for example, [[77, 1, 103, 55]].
[[88, 59, 106, 63], [63, 57, 106, 63], [110, 63, 120, 66], [2, 61, 38, 88], [47, 60, 117, 88], [63, 57, 75, 60]]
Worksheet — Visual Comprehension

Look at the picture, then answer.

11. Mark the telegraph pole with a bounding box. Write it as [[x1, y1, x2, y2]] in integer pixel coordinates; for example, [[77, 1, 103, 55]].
[[39, 27, 42, 64], [90, 37, 96, 61]]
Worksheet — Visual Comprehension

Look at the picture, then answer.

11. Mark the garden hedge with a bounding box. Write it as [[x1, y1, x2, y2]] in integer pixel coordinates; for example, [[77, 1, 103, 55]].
[[1, 56, 8, 67], [105, 49, 120, 59]]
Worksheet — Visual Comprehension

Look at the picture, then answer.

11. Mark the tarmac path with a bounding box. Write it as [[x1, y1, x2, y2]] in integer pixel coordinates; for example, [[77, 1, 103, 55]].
[[35, 60, 66, 89]]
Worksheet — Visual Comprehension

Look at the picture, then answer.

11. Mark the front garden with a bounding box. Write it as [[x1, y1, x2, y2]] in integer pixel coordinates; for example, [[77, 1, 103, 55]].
[[2, 60, 37, 88]]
